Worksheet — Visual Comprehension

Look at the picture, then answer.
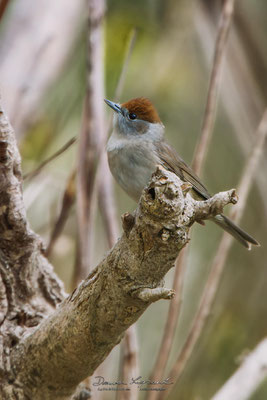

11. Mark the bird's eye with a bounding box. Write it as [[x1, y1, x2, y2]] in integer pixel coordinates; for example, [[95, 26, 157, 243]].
[[129, 113, 137, 120]]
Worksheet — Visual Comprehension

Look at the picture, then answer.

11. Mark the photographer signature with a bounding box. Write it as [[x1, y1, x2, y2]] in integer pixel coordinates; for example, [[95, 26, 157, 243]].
[[93, 375, 173, 387]]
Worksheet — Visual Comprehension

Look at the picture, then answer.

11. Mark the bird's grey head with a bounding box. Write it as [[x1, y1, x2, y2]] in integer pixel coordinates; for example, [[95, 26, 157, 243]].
[[104, 97, 164, 140]]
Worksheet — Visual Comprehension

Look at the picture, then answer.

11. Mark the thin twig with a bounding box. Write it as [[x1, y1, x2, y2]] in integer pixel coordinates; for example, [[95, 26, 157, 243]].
[[231, 109, 267, 221], [146, 249, 187, 400], [0, 0, 84, 138], [105, 28, 137, 134], [74, 0, 106, 286], [114, 28, 137, 101], [147, 4, 235, 398], [211, 337, 267, 400], [160, 108, 267, 400], [97, 28, 139, 400], [98, 27, 137, 248], [23, 137, 76, 181], [117, 325, 140, 400], [192, 0, 235, 174], [96, 28, 137, 253], [195, 1, 267, 221], [45, 169, 76, 257], [0, 0, 10, 21]]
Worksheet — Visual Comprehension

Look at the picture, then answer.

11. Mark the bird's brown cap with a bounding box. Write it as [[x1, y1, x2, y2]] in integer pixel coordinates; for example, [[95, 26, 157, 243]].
[[121, 97, 161, 123]]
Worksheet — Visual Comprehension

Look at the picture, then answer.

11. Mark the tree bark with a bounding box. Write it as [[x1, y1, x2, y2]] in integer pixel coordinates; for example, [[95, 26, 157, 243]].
[[0, 104, 65, 398], [0, 104, 238, 399]]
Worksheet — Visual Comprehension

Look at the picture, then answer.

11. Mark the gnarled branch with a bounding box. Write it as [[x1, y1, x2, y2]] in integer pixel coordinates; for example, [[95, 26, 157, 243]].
[[10, 166, 237, 399], [0, 103, 238, 399]]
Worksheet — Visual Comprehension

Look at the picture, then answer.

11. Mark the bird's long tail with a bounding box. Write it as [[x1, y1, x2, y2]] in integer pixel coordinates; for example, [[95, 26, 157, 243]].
[[212, 214, 260, 250]]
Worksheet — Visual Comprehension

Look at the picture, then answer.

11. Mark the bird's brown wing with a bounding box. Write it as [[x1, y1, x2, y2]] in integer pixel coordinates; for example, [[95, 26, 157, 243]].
[[156, 140, 210, 200]]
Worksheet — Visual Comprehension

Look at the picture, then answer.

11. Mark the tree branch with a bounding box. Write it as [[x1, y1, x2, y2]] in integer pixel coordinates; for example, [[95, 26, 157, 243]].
[[0, 0, 10, 21], [98, 28, 139, 400], [192, 0, 235, 174], [23, 137, 76, 181], [75, 0, 106, 282], [0, 103, 65, 397], [211, 338, 267, 400], [160, 108, 267, 400], [118, 324, 140, 400], [45, 169, 76, 257], [147, 4, 236, 396], [7, 164, 237, 399], [0, 0, 85, 138], [98, 27, 137, 249]]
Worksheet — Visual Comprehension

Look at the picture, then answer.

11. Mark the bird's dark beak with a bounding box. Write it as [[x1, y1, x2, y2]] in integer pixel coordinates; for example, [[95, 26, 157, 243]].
[[104, 99, 122, 114]]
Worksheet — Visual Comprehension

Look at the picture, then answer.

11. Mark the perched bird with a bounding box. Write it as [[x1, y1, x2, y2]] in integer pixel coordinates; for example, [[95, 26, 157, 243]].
[[105, 97, 259, 250]]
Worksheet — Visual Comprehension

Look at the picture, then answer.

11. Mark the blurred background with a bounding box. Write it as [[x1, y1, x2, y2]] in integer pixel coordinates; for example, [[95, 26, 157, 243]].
[[0, 0, 266, 399]]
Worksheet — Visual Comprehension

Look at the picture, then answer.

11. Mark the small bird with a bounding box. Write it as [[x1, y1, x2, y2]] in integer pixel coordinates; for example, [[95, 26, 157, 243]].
[[105, 97, 259, 250]]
